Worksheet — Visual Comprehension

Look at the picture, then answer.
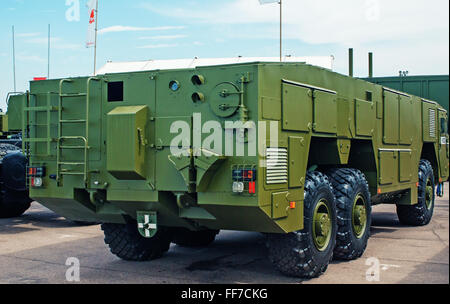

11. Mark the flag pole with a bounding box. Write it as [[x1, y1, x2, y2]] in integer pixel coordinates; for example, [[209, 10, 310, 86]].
[[279, 0, 282, 62], [48, 24, 51, 79], [93, 0, 99, 75], [12, 26, 16, 92]]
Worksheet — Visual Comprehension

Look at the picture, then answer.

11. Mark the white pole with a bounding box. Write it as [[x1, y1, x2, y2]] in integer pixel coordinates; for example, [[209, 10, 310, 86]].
[[93, 0, 99, 75], [48, 24, 51, 79], [12, 26, 16, 92], [279, 0, 282, 62]]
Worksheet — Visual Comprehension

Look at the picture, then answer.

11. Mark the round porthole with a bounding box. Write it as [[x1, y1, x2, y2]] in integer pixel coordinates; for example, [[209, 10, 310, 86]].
[[192, 92, 205, 103], [191, 75, 205, 85], [169, 80, 180, 91]]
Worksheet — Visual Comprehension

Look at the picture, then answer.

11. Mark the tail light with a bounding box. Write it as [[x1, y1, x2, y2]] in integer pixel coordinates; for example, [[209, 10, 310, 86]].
[[27, 166, 46, 188], [232, 167, 257, 194]]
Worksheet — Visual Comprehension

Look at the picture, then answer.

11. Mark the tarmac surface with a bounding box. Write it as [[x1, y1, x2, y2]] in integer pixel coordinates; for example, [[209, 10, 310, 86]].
[[0, 184, 448, 284]]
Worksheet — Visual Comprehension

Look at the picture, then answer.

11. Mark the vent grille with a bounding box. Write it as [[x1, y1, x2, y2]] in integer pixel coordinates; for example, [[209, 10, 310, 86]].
[[266, 147, 288, 184], [429, 109, 436, 138]]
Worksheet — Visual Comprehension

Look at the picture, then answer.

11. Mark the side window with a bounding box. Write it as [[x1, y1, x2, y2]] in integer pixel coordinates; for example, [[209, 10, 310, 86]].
[[441, 118, 448, 135], [108, 81, 124, 102]]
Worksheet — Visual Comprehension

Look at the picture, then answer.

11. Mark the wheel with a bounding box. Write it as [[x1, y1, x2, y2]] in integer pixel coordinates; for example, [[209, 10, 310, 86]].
[[396, 159, 435, 226], [102, 222, 172, 261], [267, 171, 337, 278], [0, 188, 32, 219], [326, 168, 372, 260], [172, 228, 219, 247]]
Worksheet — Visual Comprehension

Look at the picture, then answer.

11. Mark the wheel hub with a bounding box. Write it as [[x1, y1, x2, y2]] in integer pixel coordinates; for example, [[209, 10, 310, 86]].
[[312, 200, 332, 251], [425, 179, 434, 210], [352, 194, 367, 239]]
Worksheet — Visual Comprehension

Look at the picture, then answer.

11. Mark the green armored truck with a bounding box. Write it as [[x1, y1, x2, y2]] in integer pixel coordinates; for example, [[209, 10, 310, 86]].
[[8, 61, 449, 278]]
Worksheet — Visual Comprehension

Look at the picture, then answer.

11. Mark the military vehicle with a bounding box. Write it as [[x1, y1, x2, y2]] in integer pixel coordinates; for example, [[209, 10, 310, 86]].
[[0, 109, 32, 218], [7, 61, 449, 278]]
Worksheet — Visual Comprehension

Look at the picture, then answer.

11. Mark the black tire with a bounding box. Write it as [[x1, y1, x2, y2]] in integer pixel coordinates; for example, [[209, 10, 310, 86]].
[[396, 159, 435, 226], [326, 168, 372, 260], [102, 222, 172, 261], [0, 188, 32, 219], [267, 171, 337, 278], [172, 228, 219, 247]]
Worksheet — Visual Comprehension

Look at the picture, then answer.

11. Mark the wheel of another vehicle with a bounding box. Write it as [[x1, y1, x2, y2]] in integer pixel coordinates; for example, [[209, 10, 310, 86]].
[[102, 222, 172, 261], [0, 188, 32, 219], [172, 228, 219, 247], [396, 159, 435, 226], [267, 171, 337, 278], [326, 168, 372, 260]]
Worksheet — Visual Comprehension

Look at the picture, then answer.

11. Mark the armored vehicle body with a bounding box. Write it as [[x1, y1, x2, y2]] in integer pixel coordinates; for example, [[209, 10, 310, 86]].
[[9, 62, 449, 277]]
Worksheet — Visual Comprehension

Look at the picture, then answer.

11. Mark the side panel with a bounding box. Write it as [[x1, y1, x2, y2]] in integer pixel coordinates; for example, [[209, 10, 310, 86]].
[[379, 150, 397, 185], [399, 95, 413, 145], [355, 98, 375, 137], [288, 136, 307, 189], [282, 83, 312, 132], [313, 90, 337, 134], [383, 91, 399, 144], [399, 151, 412, 182]]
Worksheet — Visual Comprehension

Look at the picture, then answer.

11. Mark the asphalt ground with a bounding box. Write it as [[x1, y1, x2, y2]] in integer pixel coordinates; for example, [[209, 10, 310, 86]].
[[0, 184, 448, 284]]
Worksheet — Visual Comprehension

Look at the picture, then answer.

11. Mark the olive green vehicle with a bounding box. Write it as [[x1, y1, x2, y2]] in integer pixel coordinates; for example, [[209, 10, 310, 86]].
[[7, 62, 449, 278]]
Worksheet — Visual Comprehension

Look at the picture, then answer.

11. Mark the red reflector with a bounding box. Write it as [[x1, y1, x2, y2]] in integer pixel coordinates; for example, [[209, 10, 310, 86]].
[[31, 178, 35, 187], [248, 182, 256, 194], [33, 77, 47, 81]]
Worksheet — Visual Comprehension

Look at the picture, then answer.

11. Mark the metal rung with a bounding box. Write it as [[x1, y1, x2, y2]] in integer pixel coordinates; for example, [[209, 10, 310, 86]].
[[60, 172, 85, 176], [31, 92, 59, 95], [23, 138, 55, 143], [59, 136, 87, 140], [60, 119, 87, 123], [24, 106, 59, 112], [59, 146, 87, 150], [60, 93, 87, 97], [58, 162, 85, 166]]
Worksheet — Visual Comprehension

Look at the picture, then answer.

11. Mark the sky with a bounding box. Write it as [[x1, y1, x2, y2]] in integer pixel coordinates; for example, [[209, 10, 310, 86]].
[[0, 0, 449, 110]]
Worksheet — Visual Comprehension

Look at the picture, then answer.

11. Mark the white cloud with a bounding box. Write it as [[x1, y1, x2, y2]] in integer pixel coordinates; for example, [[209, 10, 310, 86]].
[[141, 0, 449, 45], [16, 53, 46, 63], [25, 37, 82, 50], [137, 44, 179, 49], [138, 35, 187, 40], [99, 25, 185, 35], [16, 32, 41, 38]]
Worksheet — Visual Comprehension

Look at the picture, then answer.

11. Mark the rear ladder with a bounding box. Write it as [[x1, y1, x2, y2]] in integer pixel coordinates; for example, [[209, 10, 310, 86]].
[[56, 77, 99, 186]]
